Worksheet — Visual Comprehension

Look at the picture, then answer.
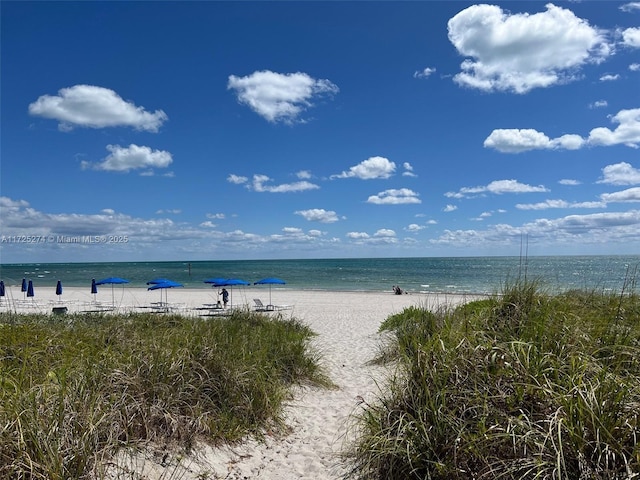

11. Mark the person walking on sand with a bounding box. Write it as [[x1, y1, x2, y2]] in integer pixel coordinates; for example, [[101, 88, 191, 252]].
[[221, 288, 229, 308]]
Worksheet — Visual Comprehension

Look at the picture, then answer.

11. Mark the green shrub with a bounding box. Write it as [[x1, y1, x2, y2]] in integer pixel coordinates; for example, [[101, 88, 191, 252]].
[[0, 311, 328, 479], [344, 282, 640, 479]]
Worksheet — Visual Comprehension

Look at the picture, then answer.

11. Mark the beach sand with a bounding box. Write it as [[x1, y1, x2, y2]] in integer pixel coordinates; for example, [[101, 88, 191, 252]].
[[0, 285, 479, 479]]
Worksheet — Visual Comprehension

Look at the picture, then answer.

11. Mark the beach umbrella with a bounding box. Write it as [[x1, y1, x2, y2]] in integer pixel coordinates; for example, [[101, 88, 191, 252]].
[[0, 280, 5, 303], [56, 280, 63, 301], [95, 277, 129, 306], [254, 277, 286, 306], [147, 280, 183, 304], [91, 279, 98, 302], [27, 280, 34, 299], [210, 278, 249, 308], [21, 278, 27, 299]]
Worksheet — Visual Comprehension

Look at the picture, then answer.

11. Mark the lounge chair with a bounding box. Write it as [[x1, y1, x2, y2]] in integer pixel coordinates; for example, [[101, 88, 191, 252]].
[[253, 298, 291, 312]]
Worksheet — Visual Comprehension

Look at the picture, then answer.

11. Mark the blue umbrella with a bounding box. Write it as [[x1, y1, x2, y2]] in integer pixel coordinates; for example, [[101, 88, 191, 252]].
[[210, 278, 249, 308], [254, 277, 286, 306], [147, 280, 183, 304], [21, 278, 27, 299], [27, 280, 34, 299], [56, 280, 63, 301], [95, 277, 129, 306], [0, 280, 5, 303]]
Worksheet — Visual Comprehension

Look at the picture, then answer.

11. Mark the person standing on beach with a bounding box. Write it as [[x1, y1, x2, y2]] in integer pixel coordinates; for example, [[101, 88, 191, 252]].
[[221, 288, 229, 308]]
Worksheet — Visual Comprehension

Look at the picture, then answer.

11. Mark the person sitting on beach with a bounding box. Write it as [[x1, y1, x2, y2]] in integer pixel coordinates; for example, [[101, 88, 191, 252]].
[[393, 285, 403, 295], [220, 288, 229, 308]]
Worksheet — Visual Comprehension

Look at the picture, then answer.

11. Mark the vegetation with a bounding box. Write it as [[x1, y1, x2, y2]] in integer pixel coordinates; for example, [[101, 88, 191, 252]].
[[344, 281, 640, 479], [0, 310, 329, 479]]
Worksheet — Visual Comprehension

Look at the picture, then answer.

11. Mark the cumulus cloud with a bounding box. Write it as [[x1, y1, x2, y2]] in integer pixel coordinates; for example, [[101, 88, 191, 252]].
[[447, 3, 610, 94], [559, 179, 581, 186], [600, 74, 620, 81], [516, 199, 605, 210], [630, 63, 640, 71], [597, 162, 640, 185], [484, 129, 585, 153], [446, 179, 548, 198], [249, 174, 320, 193], [367, 188, 421, 205], [227, 174, 248, 185], [406, 223, 425, 232], [28, 85, 167, 132], [331, 156, 396, 180], [601, 187, 640, 203], [622, 27, 640, 48], [588, 108, 640, 148], [402, 162, 417, 177], [294, 208, 340, 223], [81, 144, 173, 173], [227, 70, 338, 124], [484, 108, 640, 152], [346, 231, 370, 239], [444, 204, 458, 212]]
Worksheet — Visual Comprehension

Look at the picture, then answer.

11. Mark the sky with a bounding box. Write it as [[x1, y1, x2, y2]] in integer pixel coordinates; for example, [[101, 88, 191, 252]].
[[1, 1, 639, 264]]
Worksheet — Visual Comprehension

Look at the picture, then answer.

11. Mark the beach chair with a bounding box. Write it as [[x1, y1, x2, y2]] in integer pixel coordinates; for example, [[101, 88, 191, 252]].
[[253, 298, 291, 312], [253, 298, 271, 311]]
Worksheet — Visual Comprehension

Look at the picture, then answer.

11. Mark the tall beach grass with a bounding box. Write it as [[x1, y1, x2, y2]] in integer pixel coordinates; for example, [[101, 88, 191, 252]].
[[344, 280, 640, 479], [0, 310, 329, 479]]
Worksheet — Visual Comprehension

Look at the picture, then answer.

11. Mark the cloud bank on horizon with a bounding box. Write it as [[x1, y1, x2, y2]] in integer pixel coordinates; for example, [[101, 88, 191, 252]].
[[1, 1, 639, 262]]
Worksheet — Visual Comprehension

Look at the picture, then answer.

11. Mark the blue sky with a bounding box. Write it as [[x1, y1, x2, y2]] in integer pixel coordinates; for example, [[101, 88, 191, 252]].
[[1, 1, 639, 263]]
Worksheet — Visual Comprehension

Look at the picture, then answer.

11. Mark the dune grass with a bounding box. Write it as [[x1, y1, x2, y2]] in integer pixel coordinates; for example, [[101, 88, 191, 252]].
[[344, 281, 640, 479], [0, 310, 329, 479]]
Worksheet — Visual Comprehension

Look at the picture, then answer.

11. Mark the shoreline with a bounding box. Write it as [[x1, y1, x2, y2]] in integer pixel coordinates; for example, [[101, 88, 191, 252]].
[[0, 286, 486, 316]]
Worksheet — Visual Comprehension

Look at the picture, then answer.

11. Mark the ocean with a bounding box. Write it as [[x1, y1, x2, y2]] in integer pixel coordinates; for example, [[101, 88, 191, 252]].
[[1, 256, 638, 295]]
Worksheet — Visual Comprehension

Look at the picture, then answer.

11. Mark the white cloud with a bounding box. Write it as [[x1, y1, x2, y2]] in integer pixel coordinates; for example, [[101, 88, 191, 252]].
[[331, 156, 396, 180], [367, 188, 421, 205], [374, 229, 396, 238], [28, 85, 167, 132], [516, 199, 605, 210], [598, 162, 640, 185], [227, 174, 248, 185], [81, 144, 173, 173], [600, 74, 620, 81], [414, 67, 436, 79], [402, 162, 417, 177], [227, 70, 338, 124], [622, 27, 640, 48], [620, 3, 640, 12], [630, 63, 640, 71], [444, 204, 458, 212], [588, 108, 640, 148], [447, 4, 610, 94], [294, 208, 340, 223], [484, 108, 640, 152], [601, 187, 640, 203], [446, 179, 548, 198], [559, 179, 581, 186], [406, 223, 425, 232], [589, 100, 608, 109], [250, 174, 320, 193], [206, 213, 225, 220], [346, 231, 370, 239], [484, 129, 585, 152], [296, 170, 312, 179]]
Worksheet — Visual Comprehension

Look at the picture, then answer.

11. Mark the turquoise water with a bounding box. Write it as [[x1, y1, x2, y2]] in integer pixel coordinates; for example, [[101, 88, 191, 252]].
[[1, 256, 638, 295]]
